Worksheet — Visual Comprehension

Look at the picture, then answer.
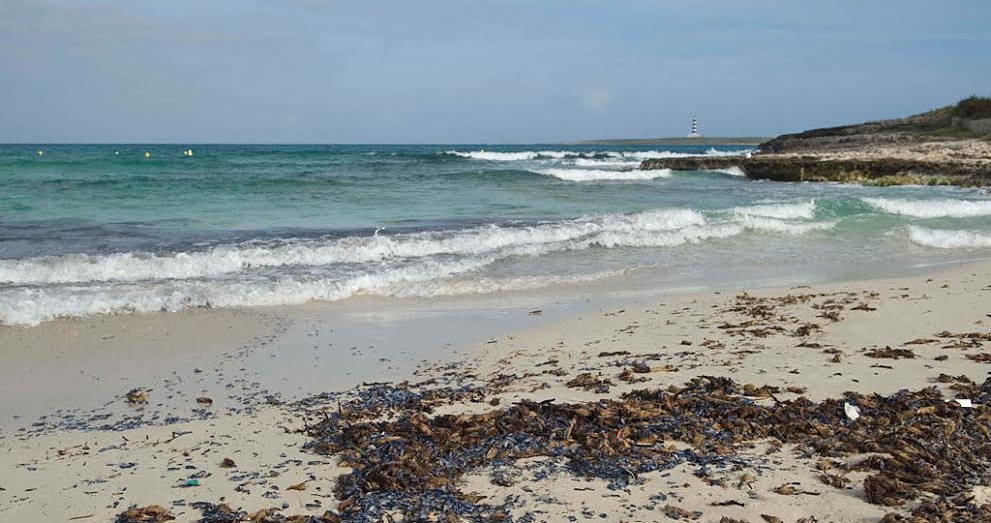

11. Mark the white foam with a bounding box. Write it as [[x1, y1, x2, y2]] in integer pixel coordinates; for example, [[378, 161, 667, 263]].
[[734, 215, 835, 234], [537, 168, 671, 182], [908, 226, 991, 249], [710, 166, 746, 177], [0, 205, 838, 325], [863, 197, 991, 218], [446, 149, 752, 162], [612, 149, 752, 160], [572, 158, 642, 168], [445, 150, 579, 161], [0, 257, 494, 326], [734, 200, 816, 220]]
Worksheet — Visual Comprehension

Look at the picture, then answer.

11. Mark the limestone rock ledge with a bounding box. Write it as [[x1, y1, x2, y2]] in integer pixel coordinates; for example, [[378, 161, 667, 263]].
[[640, 156, 991, 186]]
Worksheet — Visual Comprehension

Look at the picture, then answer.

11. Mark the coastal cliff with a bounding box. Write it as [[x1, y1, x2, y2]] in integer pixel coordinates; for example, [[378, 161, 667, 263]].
[[642, 97, 991, 186]]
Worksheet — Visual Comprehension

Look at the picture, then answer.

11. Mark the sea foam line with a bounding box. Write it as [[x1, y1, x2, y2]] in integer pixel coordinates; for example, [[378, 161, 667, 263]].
[[908, 226, 991, 249], [0, 203, 836, 288], [444, 149, 751, 162], [536, 168, 671, 182], [863, 197, 991, 218]]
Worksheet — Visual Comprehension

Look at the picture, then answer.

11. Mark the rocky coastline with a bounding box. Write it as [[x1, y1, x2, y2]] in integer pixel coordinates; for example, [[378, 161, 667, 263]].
[[642, 99, 991, 186], [641, 154, 991, 186]]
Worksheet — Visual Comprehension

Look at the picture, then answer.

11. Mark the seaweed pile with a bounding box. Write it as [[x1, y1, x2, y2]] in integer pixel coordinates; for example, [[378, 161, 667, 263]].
[[119, 376, 991, 522]]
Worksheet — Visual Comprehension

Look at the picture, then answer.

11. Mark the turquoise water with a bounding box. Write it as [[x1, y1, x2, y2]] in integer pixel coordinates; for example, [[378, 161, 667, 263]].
[[1, 144, 990, 325]]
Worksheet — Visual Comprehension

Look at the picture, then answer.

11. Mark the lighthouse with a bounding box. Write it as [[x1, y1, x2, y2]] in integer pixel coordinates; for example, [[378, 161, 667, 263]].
[[687, 115, 702, 138]]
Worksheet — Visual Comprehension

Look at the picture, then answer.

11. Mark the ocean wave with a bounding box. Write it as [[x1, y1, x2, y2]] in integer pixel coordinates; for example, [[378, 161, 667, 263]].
[[907, 226, 991, 249], [709, 166, 746, 177], [733, 200, 816, 220], [734, 215, 835, 234], [444, 148, 751, 162], [572, 158, 642, 168], [0, 257, 494, 326], [0, 203, 839, 325], [444, 150, 579, 161], [536, 168, 671, 182], [863, 197, 991, 218], [0, 208, 704, 286], [609, 149, 751, 160]]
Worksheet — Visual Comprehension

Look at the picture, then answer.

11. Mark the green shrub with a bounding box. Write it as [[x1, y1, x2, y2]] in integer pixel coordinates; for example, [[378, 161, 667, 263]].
[[953, 95, 991, 119]]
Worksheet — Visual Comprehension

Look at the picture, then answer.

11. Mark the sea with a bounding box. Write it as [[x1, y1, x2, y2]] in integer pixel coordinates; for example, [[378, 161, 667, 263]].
[[1, 143, 990, 326]]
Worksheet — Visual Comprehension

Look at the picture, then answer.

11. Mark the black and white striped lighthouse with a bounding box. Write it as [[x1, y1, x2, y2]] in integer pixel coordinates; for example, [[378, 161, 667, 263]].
[[687, 115, 701, 138]]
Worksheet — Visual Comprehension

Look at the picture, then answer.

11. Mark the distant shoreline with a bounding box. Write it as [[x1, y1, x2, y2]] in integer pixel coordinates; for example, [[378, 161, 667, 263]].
[[571, 136, 768, 146]]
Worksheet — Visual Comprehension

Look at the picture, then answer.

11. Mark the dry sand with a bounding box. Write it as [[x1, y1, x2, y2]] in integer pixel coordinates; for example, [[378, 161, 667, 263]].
[[2, 260, 991, 522]]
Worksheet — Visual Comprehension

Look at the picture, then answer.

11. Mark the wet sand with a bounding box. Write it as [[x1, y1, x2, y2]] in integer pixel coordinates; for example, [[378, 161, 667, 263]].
[[2, 260, 991, 522]]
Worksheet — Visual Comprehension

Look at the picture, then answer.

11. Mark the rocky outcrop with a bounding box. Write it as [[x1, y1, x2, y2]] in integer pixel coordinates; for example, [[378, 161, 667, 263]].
[[640, 99, 991, 186], [641, 156, 991, 186]]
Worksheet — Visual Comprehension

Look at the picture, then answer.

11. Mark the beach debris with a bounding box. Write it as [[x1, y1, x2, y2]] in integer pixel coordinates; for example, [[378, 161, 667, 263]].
[[565, 372, 613, 393], [772, 483, 819, 496], [180, 479, 200, 488], [123, 375, 991, 522], [115, 505, 174, 522], [125, 388, 148, 404], [864, 474, 914, 506], [737, 472, 755, 489], [946, 398, 976, 408], [631, 361, 651, 373], [819, 472, 850, 488], [663, 504, 698, 520], [618, 368, 649, 383], [864, 346, 915, 359], [843, 402, 861, 421]]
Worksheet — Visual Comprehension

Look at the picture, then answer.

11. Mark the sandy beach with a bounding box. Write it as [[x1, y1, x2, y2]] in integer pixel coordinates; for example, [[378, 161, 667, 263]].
[[3, 260, 990, 522]]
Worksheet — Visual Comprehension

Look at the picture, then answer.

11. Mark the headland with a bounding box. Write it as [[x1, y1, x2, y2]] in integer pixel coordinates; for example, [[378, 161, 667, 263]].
[[641, 97, 991, 186]]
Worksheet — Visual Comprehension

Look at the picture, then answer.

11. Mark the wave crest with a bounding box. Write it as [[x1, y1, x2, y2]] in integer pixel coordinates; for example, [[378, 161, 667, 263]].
[[863, 197, 991, 218], [734, 200, 816, 220], [536, 168, 671, 182], [908, 226, 991, 249]]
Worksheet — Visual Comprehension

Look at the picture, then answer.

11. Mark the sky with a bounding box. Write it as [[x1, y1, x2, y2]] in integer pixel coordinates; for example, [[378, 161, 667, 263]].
[[1, 0, 989, 143]]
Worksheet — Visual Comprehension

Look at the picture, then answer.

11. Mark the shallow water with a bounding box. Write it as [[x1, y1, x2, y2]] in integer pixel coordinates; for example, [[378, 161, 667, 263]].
[[2, 144, 990, 325]]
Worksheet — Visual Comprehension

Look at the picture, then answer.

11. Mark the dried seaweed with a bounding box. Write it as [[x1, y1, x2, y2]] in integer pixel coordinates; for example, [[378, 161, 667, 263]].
[[123, 375, 991, 522], [864, 346, 916, 360]]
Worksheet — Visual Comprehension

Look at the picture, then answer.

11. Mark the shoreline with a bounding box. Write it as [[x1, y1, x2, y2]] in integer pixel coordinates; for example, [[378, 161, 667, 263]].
[[2, 259, 991, 521]]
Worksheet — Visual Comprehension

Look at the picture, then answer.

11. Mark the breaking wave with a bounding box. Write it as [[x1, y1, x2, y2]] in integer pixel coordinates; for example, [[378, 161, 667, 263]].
[[863, 198, 991, 218], [572, 158, 642, 168], [536, 168, 671, 182], [443, 148, 751, 162], [0, 205, 836, 325], [734, 200, 816, 220], [908, 226, 991, 249]]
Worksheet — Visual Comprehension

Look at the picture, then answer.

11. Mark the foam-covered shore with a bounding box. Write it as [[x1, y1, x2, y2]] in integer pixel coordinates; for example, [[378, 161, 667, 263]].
[[0, 201, 837, 326], [3, 259, 991, 522]]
